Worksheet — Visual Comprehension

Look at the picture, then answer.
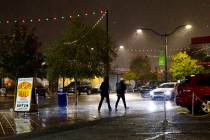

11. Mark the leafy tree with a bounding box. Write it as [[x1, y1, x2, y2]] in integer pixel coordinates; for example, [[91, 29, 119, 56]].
[[170, 52, 204, 79], [45, 19, 116, 83], [0, 24, 43, 79], [185, 44, 210, 74], [201, 56, 210, 73], [129, 56, 155, 81], [122, 71, 137, 81], [186, 45, 207, 61], [186, 46, 210, 73]]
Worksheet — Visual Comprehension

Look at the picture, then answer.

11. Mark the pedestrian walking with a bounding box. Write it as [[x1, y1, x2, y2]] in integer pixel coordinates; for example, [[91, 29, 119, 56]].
[[115, 79, 127, 111], [98, 76, 112, 112]]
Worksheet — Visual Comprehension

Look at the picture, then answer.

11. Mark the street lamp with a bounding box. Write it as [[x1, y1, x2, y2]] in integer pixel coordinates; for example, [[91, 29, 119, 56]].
[[136, 24, 192, 82], [136, 29, 143, 34], [119, 45, 124, 49], [116, 45, 125, 83]]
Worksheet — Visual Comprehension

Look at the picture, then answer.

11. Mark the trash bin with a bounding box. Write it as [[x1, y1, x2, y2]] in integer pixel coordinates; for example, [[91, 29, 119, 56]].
[[57, 91, 68, 107]]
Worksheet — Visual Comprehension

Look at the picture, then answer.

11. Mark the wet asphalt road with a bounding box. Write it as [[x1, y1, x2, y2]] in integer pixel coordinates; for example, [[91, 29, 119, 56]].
[[0, 93, 210, 140], [28, 110, 210, 140]]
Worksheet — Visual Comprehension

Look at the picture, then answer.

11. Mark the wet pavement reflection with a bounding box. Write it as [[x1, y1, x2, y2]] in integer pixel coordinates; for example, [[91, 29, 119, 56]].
[[0, 93, 181, 137]]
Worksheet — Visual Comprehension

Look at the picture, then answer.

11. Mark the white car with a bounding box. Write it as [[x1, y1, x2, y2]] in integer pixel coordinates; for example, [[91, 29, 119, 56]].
[[150, 82, 177, 100]]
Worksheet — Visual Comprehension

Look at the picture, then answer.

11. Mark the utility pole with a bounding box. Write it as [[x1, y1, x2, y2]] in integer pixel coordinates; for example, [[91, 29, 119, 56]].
[[164, 34, 168, 82]]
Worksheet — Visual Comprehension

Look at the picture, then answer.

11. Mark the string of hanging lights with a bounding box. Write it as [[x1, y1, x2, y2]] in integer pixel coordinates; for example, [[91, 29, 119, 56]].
[[0, 10, 105, 24]]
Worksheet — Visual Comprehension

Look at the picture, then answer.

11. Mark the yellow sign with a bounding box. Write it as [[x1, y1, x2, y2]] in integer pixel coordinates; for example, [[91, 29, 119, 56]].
[[17, 82, 32, 97], [15, 78, 33, 112]]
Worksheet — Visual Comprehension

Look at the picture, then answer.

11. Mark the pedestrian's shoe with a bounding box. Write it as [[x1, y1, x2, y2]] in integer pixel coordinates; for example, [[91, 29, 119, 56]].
[[115, 108, 118, 111], [125, 107, 129, 110]]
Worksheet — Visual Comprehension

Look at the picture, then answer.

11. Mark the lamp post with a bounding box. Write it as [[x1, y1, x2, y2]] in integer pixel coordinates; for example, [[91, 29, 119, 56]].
[[105, 9, 109, 78], [137, 24, 192, 126], [116, 45, 125, 83], [137, 24, 192, 82]]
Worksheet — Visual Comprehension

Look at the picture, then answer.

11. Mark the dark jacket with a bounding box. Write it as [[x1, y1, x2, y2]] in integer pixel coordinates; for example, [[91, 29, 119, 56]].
[[118, 80, 126, 95], [100, 81, 109, 96]]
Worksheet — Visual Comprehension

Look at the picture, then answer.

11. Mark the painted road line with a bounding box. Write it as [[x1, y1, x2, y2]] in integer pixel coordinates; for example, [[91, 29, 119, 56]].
[[144, 131, 181, 140], [30, 118, 41, 127], [2, 113, 15, 133], [0, 122, 5, 135]]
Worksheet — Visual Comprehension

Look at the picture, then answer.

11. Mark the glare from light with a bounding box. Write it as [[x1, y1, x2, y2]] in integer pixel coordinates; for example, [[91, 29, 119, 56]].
[[41, 62, 46, 66], [166, 101, 173, 109], [119, 45, 124, 49], [136, 29, 142, 34], [185, 24, 192, 30], [149, 91, 154, 96], [164, 91, 171, 96], [148, 101, 157, 112], [91, 48, 94, 51]]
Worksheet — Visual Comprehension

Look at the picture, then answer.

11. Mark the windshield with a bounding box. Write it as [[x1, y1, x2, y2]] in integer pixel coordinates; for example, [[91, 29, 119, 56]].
[[159, 83, 175, 88], [69, 82, 80, 86]]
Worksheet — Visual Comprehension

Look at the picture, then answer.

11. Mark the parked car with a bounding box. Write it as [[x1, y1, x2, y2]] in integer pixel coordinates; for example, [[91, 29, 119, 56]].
[[146, 80, 164, 89], [139, 86, 154, 98], [150, 82, 177, 100], [91, 84, 101, 94], [34, 78, 49, 97], [176, 74, 210, 114], [62, 81, 92, 95], [35, 85, 48, 97]]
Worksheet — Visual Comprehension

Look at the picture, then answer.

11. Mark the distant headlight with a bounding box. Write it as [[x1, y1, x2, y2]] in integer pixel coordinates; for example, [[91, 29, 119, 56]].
[[165, 91, 171, 96], [149, 91, 154, 96]]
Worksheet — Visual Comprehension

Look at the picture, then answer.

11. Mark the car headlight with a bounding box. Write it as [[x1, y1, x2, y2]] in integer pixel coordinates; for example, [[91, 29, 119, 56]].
[[165, 91, 171, 96], [149, 91, 154, 96]]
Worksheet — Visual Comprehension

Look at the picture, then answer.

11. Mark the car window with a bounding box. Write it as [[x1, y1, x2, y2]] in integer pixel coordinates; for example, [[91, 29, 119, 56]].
[[69, 82, 91, 86], [197, 77, 210, 86], [81, 82, 90, 85], [183, 76, 192, 84], [159, 83, 175, 88], [142, 87, 148, 89], [69, 82, 80, 86]]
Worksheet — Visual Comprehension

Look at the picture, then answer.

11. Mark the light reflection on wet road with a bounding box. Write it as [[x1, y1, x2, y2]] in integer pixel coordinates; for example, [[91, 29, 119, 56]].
[[0, 93, 179, 137]]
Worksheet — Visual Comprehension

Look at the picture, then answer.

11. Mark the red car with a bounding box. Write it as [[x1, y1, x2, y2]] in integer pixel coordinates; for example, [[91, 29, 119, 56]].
[[176, 74, 210, 114]]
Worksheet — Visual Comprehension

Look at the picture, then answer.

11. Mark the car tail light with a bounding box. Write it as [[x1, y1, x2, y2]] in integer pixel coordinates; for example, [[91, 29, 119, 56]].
[[182, 88, 194, 95], [183, 89, 192, 93]]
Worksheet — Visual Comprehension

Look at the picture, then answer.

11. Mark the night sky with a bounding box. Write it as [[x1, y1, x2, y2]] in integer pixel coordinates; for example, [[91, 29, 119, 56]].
[[1, 0, 210, 68]]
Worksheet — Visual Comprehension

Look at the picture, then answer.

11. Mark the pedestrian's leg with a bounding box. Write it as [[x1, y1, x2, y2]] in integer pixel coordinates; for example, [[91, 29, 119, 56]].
[[115, 96, 120, 111], [122, 95, 127, 109], [106, 95, 112, 111], [98, 96, 104, 111]]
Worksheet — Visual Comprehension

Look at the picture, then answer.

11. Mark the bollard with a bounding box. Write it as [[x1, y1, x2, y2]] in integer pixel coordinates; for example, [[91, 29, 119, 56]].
[[36, 93, 39, 105], [24, 112, 27, 118], [163, 94, 168, 126], [36, 92, 40, 115], [192, 92, 194, 116], [75, 90, 78, 106]]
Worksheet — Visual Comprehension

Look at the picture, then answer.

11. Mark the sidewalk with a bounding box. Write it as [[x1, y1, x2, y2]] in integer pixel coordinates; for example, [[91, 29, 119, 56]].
[[3, 109, 210, 140]]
